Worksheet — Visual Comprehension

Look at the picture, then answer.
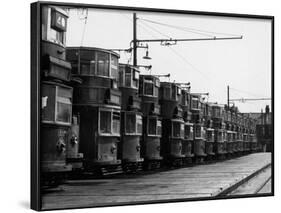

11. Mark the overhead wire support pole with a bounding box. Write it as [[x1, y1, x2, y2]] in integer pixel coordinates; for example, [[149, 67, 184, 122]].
[[133, 13, 137, 66], [227, 85, 230, 109]]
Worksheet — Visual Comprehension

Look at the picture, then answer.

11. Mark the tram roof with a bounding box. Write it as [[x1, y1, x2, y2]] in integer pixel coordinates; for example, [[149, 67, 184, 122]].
[[66, 46, 120, 58]]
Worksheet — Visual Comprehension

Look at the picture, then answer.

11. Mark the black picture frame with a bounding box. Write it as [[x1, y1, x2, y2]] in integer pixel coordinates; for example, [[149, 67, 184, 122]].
[[31, 1, 274, 211]]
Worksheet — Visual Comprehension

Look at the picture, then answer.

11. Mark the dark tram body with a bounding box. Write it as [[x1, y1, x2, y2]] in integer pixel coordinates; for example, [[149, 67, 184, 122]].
[[191, 94, 207, 162], [180, 88, 194, 164], [159, 82, 185, 166], [41, 6, 83, 184], [139, 75, 162, 169], [66, 47, 122, 175], [118, 64, 143, 172], [211, 104, 226, 157], [204, 103, 215, 159]]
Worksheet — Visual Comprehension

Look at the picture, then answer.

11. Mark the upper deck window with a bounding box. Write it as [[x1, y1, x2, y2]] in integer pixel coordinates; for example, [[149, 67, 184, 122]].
[[110, 55, 118, 81], [97, 52, 110, 77], [191, 97, 199, 110], [144, 79, 154, 96]]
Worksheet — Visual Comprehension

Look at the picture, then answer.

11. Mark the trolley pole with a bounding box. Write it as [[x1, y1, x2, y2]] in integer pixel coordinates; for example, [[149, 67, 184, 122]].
[[227, 85, 230, 109], [133, 13, 137, 66]]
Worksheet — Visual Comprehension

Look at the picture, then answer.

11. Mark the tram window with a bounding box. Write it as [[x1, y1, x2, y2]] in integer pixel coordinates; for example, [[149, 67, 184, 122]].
[[144, 80, 154, 96], [155, 78, 160, 87], [56, 86, 72, 124], [70, 63, 78, 75], [172, 122, 181, 138], [195, 126, 201, 138], [125, 113, 136, 134], [163, 87, 171, 99], [148, 117, 157, 135], [172, 86, 176, 100], [157, 120, 162, 136], [154, 87, 159, 97], [136, 115, 142, 134], [96, 52, 109, 77], [42, 85, 56, 122], [125, 72, 131, 87], [100, 111, 111, 134], [133, 70, 139, 80], [56, 100, 71, 123], [132, 78, 138, 88], [112, 112, 120, 135], [207, 130, 214, 141], [185, 125, 191, 139], [49, 28, 65, 45], [80, 62, 90, 75], [191, 98, 199, 109], [110, 55, 118, 80], [227, 133, 232, 141], [177, 87, 181, 95], [132, 73, 139, 88]]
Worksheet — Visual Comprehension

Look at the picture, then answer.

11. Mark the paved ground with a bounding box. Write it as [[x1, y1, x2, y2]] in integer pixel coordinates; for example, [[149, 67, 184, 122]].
[[41, 153, 272, 210]]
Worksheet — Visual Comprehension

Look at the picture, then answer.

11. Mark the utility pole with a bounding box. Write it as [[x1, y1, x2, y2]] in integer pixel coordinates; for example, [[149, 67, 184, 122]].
[[133, 13, 137, 66], [227, 85, 230, 109]]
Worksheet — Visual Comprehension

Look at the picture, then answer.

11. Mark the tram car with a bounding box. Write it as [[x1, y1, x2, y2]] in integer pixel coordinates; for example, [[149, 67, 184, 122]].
[[236, 113, 243, 154], [66, 47, 122, 175], [224, 107, 233, 157], [204, 103, 215, 160], [231, 108, 238, 154], [118, 64, 144, 172], [180, 87, 194, 164], [41, 6, 84, 185], [139, 75, 162, 170], [159, 82, 185, 166], [190, 94, 207, 162], [212, 104, 226, 158]]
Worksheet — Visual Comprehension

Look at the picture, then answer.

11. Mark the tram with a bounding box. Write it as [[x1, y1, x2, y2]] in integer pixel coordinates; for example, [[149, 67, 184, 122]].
[[159, 82, 185, 166], [180, 87, 194, 164], [191, 94, 207, 163], [66, 47, 122, 175], [41, 6, 83, 185], [118, 64, 144, 172], [139, 75, 163, 169]]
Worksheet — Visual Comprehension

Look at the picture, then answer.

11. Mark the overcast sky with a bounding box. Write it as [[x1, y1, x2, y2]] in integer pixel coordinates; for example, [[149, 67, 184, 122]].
[[65, 7, 272, 113]]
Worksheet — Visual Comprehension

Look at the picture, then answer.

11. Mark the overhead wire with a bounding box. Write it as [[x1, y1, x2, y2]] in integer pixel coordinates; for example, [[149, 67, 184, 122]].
[[138, 19, 210, 80], [140, 17, 242, 38]]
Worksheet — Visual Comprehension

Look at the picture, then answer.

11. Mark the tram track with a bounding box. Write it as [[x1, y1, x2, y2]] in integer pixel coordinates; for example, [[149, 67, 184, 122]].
[[218, 164, 272, 196]]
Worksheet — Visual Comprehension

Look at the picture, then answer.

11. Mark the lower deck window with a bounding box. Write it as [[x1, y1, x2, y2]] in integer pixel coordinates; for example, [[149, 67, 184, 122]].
[[207, 130, 214, 141], [100, 111, 111, 134], [136, 115, 142, 134], [125, 113, 136, 134], [112, 112, 120, 134], [56, 100, 71, 123], [217, 132, 223, 142], [172, 122, 184, 138], [148, 117, 156, 135], [185, 125, 193, 139], [195, 125, 202, 138], [125, 113, 142, 135]]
